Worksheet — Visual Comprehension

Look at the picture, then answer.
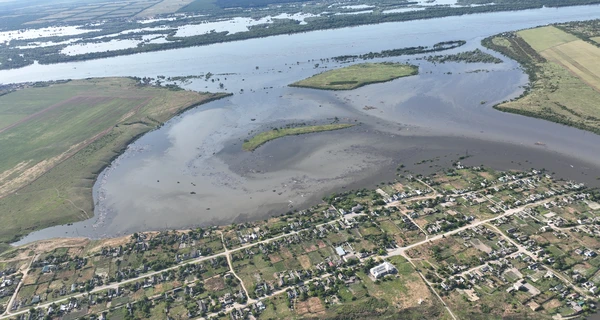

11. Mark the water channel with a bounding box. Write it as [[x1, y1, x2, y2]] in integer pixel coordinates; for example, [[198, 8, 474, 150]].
[[8, 5, 600, 244]]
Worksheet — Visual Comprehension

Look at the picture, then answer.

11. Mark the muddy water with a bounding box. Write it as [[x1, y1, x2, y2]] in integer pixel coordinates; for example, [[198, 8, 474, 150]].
[[11, 5, 600, 244]]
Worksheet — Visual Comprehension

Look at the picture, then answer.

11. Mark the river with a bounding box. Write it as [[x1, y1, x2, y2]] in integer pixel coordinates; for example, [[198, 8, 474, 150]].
[[8, 4, 600, 244]]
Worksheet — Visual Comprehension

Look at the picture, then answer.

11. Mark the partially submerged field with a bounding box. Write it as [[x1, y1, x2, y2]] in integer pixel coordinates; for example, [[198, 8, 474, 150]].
[[242, 123, 354, 151], [0, 78, 227, 248], [483, 24, 600, 134], [290, 62, 418, 90]]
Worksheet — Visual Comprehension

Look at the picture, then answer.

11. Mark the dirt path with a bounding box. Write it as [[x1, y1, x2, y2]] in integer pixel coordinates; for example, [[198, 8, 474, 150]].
[[3, 254, 38, 316], [220, 232, 255, 304]]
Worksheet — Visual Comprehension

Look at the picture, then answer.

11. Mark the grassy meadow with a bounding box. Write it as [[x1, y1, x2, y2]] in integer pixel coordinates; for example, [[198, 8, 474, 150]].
[[517, 26, 579, 52], [0, 78, 227, 246], [290, 62, 418, 90], [484, 24, 600, 135], [242, 124, 355, 151]]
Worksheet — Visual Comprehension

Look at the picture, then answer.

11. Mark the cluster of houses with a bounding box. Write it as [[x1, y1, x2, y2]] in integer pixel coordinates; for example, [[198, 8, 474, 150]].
[[425, 214, 473, 235], [228, 301, 266, 320], [382, 188, 431, 204], [0, 269, 16, 302]]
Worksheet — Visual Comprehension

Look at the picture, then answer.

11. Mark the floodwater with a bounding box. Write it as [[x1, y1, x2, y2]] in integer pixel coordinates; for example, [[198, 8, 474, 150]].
[[9, 5, 600, 244]]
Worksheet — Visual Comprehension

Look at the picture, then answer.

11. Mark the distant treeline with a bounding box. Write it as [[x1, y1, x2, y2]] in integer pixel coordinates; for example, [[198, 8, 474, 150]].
[[3, 0, 600, 69], [215, 0, 310, 9], [332, 40, 466, 62]]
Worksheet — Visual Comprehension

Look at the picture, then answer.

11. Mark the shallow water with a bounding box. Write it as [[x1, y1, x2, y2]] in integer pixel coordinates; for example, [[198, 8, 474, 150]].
[[9, 5, 600, 244]]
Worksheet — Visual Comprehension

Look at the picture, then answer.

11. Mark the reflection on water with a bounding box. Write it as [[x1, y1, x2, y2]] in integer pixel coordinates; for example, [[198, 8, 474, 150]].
[[10, 5, 600, 244]]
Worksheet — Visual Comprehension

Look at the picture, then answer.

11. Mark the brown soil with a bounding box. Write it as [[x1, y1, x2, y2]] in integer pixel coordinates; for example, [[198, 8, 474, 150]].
[[296, 297, 325, 315], [304, 244, 317, 253], [298, 255, 311, 269], [204, 276, 226, 291], [280, 248, 293, 260], [269, 254, 282, 263], [394, 278, 432, 309]]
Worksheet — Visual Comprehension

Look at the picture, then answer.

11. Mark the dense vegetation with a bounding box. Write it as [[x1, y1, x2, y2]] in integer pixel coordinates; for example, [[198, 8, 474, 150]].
[[215, 0, 310, 8], [332, 41, 466, 62], [423, 49, 503, 64]]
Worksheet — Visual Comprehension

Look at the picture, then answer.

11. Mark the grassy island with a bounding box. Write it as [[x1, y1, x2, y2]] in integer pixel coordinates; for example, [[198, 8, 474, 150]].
[[484, 23, 600, 135], [290, 63, 418, 90], [243, 123, 355, 151], [0, 78, 228, 248]]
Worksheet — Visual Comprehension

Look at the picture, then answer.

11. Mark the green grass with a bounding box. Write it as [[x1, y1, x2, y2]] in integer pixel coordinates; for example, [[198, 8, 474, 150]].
[[0, 78, 228, 247], [290, 62, 418, 90], [518, 26, 579, 52], [485, 26, 600, 135], [242, 123, 354, 151]]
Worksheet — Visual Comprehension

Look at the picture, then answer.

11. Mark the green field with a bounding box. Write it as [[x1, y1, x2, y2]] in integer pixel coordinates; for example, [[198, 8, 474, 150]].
[[517, 26, 579, 52], [290, 62, 418, 90], [0, 78, 227, 247], [242, 123, 355, 151], [484, 23, 600, 135]]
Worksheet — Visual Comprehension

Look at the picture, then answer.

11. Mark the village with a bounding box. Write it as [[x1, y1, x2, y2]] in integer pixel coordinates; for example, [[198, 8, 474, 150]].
[[1, 164, 600, 319]]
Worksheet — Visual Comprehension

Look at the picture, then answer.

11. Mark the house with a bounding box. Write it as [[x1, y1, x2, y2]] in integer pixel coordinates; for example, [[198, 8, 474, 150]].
[[370, 262, 396, 279], [41, 265, 56, 273], [570, 301, 583, 313], [351, 204, 364, 213], [335, 247, 346, 256]]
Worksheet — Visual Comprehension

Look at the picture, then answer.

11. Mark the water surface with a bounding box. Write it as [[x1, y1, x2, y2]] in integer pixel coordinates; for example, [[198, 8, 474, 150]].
[[10, 5, 600, 244]]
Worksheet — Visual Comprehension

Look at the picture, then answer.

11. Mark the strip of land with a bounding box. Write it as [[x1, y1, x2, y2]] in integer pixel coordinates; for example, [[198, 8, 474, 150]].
[[290, 63, 418, 90], [243, 123, 354, 151], [483, 23, 600, 135], [0, 78, 228, 248]]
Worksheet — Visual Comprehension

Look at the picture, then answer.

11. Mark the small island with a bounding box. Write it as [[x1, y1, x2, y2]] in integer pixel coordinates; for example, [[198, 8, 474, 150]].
[[290, 62, 418, 90], [243, 123, 355, 151]]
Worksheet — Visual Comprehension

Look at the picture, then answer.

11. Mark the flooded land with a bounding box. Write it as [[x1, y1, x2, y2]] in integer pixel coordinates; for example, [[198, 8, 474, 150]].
[[8, 5, 600, 244]]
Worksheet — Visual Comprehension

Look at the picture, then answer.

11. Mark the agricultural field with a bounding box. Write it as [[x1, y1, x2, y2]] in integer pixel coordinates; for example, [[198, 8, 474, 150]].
[[484, 23, 600, 135], [23, 0, 166, 25], [289, 63, 418, 90], [0, 78, 227, 247], [519, 26, 600, 92]]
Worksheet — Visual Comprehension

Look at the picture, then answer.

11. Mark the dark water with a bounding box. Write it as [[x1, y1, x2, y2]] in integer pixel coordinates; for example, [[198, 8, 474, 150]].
[[9, 5, 600, 244]]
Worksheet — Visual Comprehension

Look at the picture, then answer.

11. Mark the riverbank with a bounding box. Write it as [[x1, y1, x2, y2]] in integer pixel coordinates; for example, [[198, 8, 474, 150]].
[[0, 78, 228, 251], [483, 22, 600, 135]]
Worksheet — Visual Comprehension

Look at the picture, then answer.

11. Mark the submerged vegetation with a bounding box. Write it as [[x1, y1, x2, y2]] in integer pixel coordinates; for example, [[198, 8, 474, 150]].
[[290, 62, 418, 90], [484, 23, 600, 135], [243, 123, 355, 151], [332, 40, 466, 62], [423, 49, 503, 64]]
